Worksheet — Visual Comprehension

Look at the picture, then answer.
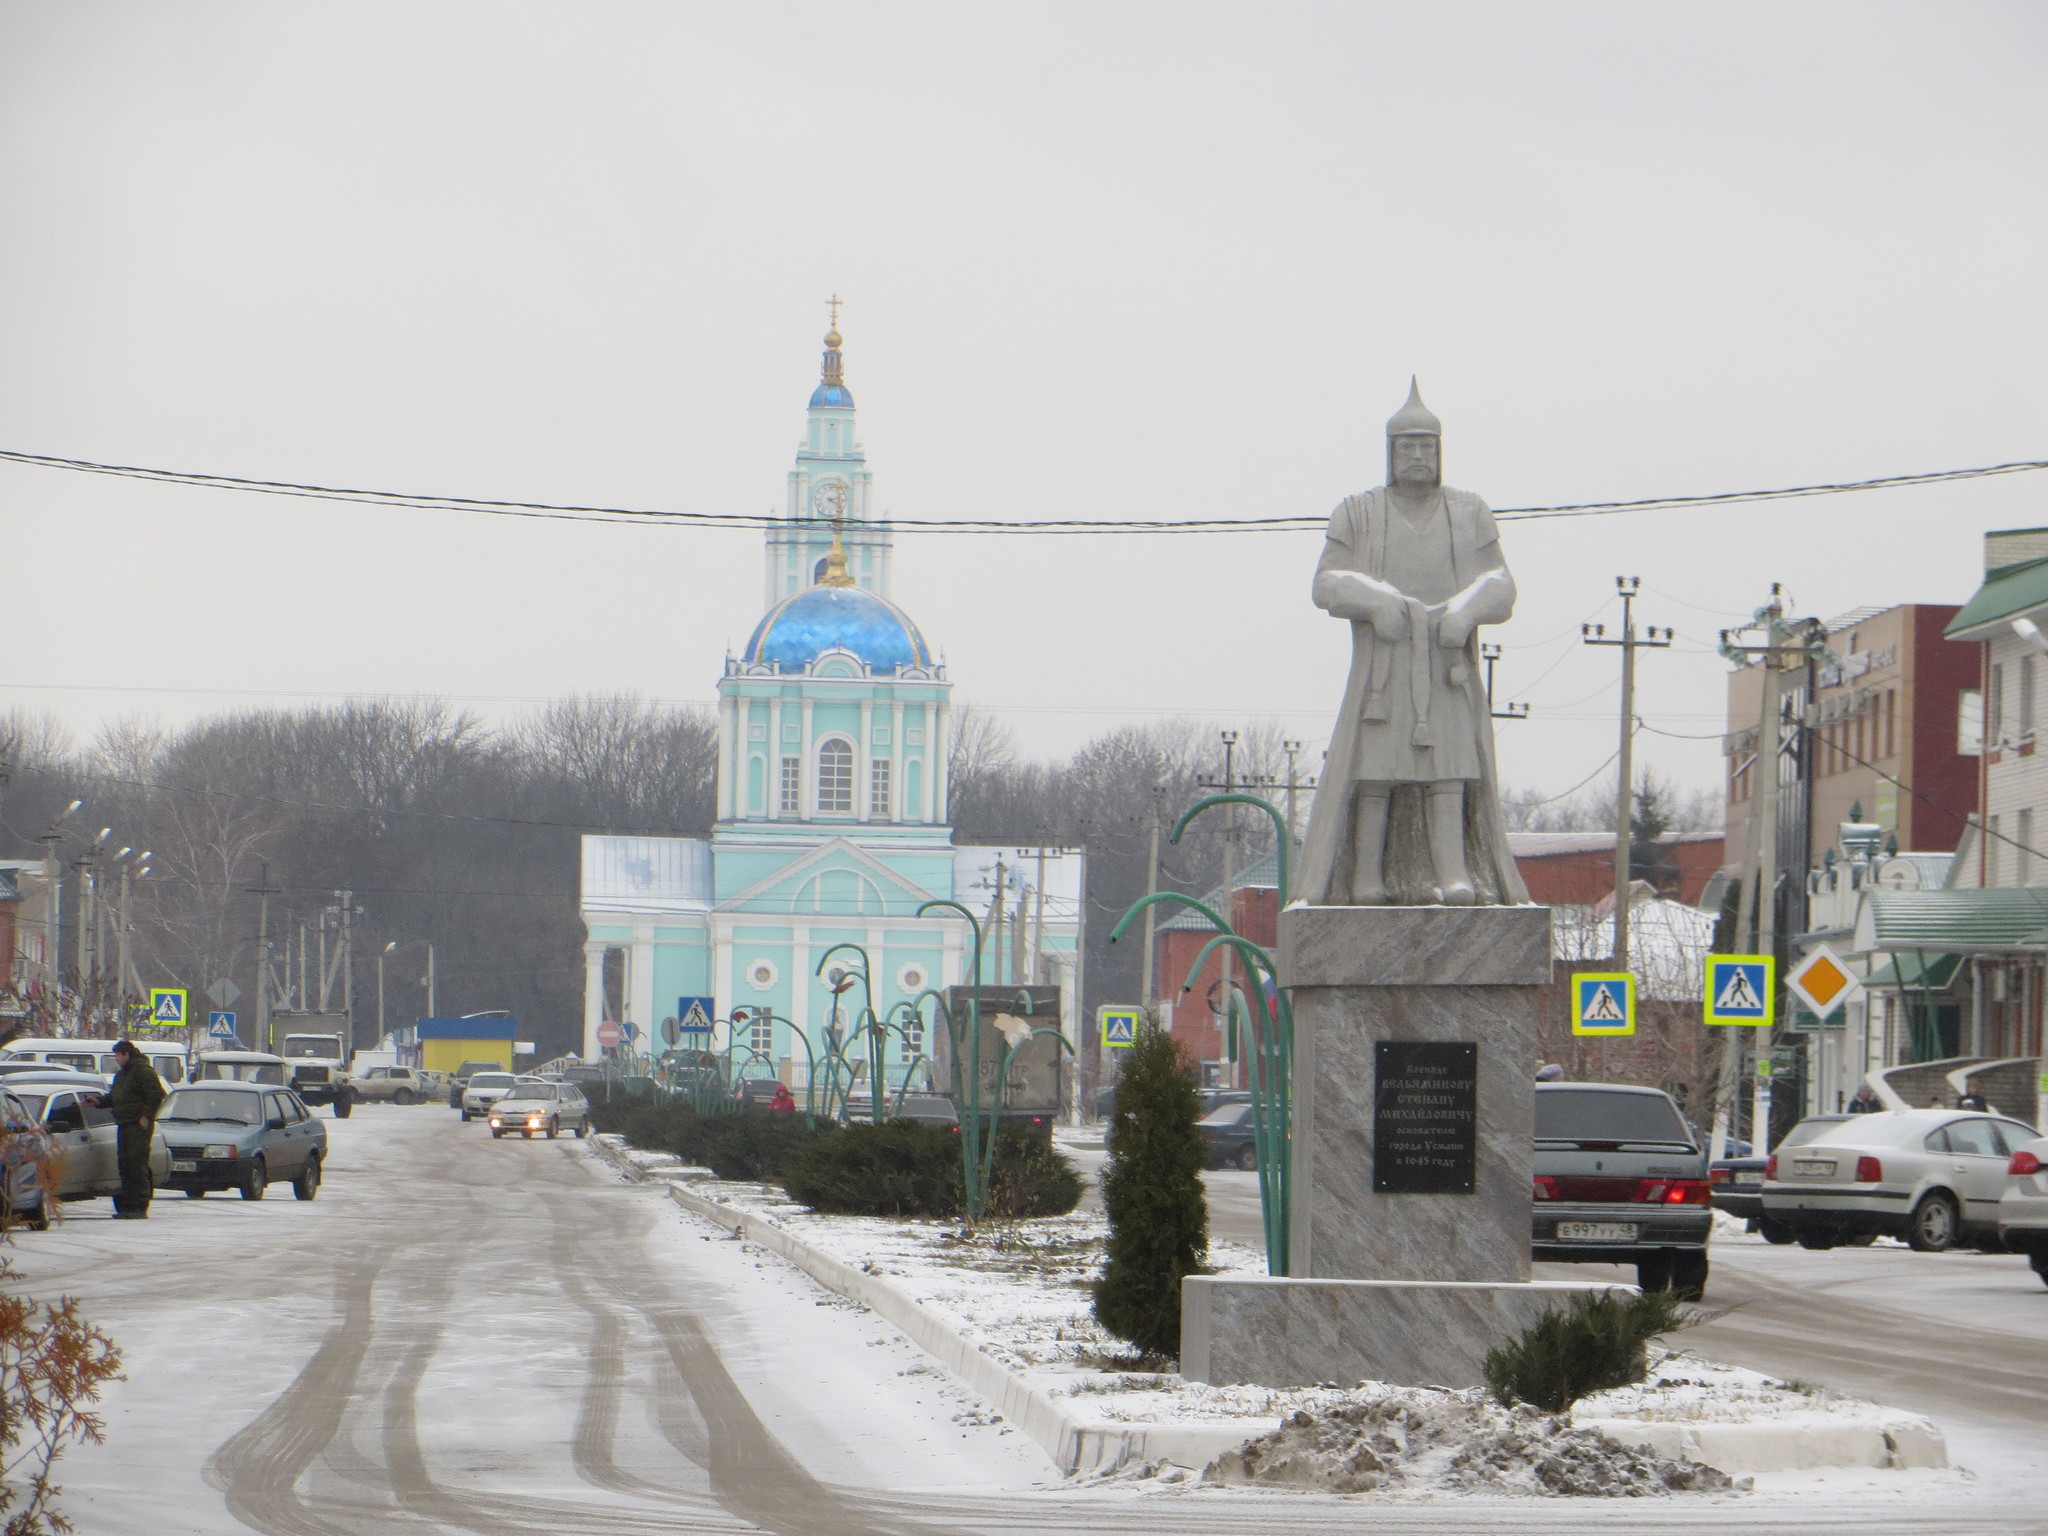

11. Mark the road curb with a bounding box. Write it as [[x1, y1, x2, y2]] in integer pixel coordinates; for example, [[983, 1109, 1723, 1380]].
[[590, 1137, 1949, 1478]]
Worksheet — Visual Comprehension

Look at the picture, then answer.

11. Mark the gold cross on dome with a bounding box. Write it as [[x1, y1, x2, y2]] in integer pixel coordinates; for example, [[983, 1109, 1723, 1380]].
[[827, 294, 843, 329]]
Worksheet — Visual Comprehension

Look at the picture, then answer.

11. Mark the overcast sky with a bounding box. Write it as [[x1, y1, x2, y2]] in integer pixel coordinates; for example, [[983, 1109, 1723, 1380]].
[[2, 3, 2043, 804]]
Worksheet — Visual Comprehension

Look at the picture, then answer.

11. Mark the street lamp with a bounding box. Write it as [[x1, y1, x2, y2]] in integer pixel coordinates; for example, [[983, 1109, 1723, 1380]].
[[377, 940, 398, 1041]]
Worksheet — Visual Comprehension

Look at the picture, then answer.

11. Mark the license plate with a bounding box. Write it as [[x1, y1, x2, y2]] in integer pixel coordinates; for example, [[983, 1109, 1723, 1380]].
[[170, 1160, 197, 1173], [1794, 1159, 1837, 1177], [1556, 1221, 1638, 1242]]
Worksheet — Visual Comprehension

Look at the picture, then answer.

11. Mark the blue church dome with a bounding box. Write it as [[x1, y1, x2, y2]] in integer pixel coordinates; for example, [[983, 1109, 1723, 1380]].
[[744, 584, 933, 675], [808, 381, 855, 409]]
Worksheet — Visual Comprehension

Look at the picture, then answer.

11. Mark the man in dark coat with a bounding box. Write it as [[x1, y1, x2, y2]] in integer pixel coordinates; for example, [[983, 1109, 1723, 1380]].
[[107, 1040, 166, 1219]]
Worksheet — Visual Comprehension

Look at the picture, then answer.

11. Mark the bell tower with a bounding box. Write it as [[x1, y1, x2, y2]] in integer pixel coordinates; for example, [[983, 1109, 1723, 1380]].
[[765, 299, 895, 605]]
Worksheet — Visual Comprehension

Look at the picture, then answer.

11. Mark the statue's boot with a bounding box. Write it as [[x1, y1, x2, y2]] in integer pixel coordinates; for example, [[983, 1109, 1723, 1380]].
[[1350, 788, 1391, 905], [1426, 783, 1476, 905]]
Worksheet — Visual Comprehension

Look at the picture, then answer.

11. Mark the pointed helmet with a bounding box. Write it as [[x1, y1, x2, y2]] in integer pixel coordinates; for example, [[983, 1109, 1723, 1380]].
[[1385, 376, 1440, 438]]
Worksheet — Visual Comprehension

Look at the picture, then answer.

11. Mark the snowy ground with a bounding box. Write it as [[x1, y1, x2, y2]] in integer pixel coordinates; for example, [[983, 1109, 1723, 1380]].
[[636, 1158, 1949, 1462]]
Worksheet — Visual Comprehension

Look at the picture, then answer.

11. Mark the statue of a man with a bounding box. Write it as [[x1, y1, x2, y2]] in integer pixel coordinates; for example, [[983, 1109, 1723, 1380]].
[[1296, 381, 1529, 907]]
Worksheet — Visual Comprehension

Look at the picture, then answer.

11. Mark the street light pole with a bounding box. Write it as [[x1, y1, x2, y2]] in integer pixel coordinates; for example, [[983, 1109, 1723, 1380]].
[[378, 940, 397, 1042]]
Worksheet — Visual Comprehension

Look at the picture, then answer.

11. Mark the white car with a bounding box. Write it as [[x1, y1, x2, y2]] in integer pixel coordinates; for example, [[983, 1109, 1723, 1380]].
[[459, 1073, 547, 1121], [1760, 1109, 2039, 1252], [485, 1082, 591, 1140], [1997, 1134, 2048, 1288]]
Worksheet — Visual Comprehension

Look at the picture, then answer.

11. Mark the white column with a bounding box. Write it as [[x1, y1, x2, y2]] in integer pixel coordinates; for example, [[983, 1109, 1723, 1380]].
[[890, 699, 906, 822], [791, 923, 812, 1085], [929, 699, 947, 823], [582, 941, 607, 1061], [713, 918, 734, 1026], [630, 922, 657, 1047], [768, 698, 784, 820], [716, 695, 736, 820], [857, 699, 874, 823], [801, 698, 817, 818]]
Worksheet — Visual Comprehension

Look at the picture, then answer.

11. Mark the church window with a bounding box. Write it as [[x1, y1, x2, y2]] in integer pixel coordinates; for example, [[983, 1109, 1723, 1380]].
[[749, 1012, 774, 1055], [818, 739, 854, 813], [900, 1012, 925, 1060], [779, 757, 801, 814], [870, 759, 892, 818]]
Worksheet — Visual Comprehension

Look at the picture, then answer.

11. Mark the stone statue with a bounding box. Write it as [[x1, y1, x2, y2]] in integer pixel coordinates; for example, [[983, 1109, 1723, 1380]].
[[1297, 381, 1529, 907]]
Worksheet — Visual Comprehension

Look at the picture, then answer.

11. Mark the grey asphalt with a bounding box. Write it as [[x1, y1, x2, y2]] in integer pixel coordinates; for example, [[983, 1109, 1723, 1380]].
[[3, 1113, 2030, 1535]]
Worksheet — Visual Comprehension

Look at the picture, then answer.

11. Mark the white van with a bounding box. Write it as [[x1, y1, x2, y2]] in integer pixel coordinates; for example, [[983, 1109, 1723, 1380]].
[[1, 1037, 188, 1083]]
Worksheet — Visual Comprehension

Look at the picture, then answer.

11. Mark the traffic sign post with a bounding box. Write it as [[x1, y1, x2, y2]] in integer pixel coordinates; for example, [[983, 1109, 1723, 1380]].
[[147, 988, 188, 1029], [595, 1020, 623, 1051], [1703, 954, 1775, 1027], [208, 1011, 239, 1040], [1098, 1007, 1141, 1049], [1786, 943, 1860, 1020], [1571, 974, 1635, 1036]]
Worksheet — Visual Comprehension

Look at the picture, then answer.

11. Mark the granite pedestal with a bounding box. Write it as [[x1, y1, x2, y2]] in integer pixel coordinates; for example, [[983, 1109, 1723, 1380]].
[[1182, 904, 1624, 1389]]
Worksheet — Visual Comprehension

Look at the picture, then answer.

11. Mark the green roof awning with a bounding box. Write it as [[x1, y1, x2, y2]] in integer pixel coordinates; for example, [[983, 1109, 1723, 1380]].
[[1863, 887, 2048, 953], [1863, 952, 1962, 990], [1947, 554, 2048, 638]]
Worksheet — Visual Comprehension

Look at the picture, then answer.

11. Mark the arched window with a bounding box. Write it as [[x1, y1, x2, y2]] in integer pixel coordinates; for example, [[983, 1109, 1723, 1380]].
[[817, 739, 854, 813]]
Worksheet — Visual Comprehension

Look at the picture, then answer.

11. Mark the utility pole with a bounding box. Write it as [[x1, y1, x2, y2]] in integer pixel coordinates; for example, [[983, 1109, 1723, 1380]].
[[986, 853, 1007, 986], [1280, 740, 1321, 851], [1711, 587, 1823, 1162], [425, 942, 436, 1019], [1481, 643, 1533, 722], [1581, 579, 1673, 976], [335, 891, 357, 1049], [378, 940, 396, 1043], [37, 802, 79, 1010], [247, 862, 282, 1052], [1196, 732, 1276, 1087]]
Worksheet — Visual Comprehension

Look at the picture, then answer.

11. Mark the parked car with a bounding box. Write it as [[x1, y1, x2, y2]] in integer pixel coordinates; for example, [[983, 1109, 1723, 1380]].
[[0, 1071, 169, 1210], [0, 1086, 53, 1228], [194, 1051, 289, 1086], [1, 1037, 188, 1083], [1198, 1099, 1259, 1170], [1709, 1132, 1790, 1242], [1997, 1133, 2048, 1287], [353, 1066, 435, 1105], [486, 1082, 590, 1140], [447, 1061, 510, 1109], [1532, 1082, 1712, 1298], [155, 1081, 328, 1200], [1759, 1109, 2039, 1252]]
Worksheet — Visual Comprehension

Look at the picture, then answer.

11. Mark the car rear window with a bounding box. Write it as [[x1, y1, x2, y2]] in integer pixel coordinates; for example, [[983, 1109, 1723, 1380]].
[[1534, 1088, 1691, 1145]]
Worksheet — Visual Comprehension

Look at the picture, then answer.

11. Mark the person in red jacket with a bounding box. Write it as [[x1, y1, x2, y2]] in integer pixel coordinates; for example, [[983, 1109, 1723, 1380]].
[[768, 1084, 797, 1115]]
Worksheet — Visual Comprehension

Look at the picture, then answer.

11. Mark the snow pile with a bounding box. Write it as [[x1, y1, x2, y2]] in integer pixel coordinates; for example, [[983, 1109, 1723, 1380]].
[[1208, 1387, 1742, 1497]]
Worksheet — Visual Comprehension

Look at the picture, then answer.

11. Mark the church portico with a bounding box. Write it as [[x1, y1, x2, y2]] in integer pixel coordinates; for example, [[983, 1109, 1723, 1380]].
[[579, 313, 1081, 1096]]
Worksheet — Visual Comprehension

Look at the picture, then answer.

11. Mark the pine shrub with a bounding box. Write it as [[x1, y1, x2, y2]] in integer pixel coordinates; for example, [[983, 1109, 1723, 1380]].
[[1483, 1288, 1703, 1412], [1092, 1022, 1208, 1359], [588, 1096, 831, 1180], [985, 1128, 1084, 1220], [782, 1120, 961, 1215]]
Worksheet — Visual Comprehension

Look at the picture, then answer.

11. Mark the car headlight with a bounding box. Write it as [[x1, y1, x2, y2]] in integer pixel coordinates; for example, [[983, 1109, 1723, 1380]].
[[203, 1144, 236, 1160], [527, 1114, 543, 1125], [487, 1116, 501, 1126]]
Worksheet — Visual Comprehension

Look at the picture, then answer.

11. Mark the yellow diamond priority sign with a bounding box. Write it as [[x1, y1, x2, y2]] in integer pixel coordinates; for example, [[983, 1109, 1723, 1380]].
[[1785, 943, 1859, 1020]]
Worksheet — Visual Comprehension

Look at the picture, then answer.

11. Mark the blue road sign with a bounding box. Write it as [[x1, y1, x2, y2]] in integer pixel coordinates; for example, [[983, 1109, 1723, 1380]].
[[675, 997, 716, 1035], [208, 1011, 238, 1038], [1099, 1007, 1141, 1048], [1572, 973, 1635, 1036], [1704, 954, 1775, 1027]]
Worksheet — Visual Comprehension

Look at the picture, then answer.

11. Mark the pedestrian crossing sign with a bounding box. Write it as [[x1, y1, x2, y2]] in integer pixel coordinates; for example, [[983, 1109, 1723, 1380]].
[[1571, 974, 1635, 1036], [1099, 1007, 1141, 1048], [1704, 954, 1775, 1027], [147, 987, 187, 1027]]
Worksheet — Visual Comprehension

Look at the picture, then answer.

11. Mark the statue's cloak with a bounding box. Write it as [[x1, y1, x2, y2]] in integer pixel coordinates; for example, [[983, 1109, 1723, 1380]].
[[1296, 485, 1531, 907]]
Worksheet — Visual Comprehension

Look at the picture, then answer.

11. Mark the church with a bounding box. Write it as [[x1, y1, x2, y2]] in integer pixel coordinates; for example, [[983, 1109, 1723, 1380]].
[[577, 318, 1083, 1091]]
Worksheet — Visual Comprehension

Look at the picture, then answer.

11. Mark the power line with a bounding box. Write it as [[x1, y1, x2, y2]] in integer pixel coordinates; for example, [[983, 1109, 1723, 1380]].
[[3, 447, 2042, 536]]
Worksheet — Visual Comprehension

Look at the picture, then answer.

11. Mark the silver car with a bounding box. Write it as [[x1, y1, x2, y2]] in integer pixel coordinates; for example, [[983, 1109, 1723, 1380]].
[[1760, 1108, 2038, 1252], [4, 1072, 170, 1207], [459, 1072, 525, 1121], [1997, 1133, 2048, 1287], [486, 1082, 590, 1140]]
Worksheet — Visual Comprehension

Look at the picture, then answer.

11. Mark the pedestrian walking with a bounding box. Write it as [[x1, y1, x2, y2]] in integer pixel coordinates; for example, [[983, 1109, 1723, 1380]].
[[768, 1083, 797, 1115], [108, 1039, 166, 1219], [1956, 1076, 1991, 1112], [1846, 1085, 1882, 1114]]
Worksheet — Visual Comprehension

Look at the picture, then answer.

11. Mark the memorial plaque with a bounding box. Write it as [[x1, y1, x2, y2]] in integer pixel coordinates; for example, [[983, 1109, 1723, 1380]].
[[1372, 1040, 1478, 1194]]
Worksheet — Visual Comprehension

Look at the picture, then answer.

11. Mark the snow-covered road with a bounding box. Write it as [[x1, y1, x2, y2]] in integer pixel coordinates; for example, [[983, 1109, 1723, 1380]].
[[8, 1111, 2032, 1534]]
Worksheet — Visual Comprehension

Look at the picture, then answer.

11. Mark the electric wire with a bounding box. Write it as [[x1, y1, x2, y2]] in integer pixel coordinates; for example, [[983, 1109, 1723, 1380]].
[[3, 447, 2042, 536]]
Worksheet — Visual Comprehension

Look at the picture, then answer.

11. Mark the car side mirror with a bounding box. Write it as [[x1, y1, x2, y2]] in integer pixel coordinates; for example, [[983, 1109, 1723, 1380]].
[[266, 1116, 287, 1131]]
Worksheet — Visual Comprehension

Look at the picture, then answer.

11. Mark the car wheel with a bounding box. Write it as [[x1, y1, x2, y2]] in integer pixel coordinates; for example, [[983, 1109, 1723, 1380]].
[[460, 1110, 471, 1122], [1634, 1253, 1674, 1292], [1906, 1191, 1959, 1252], [491, 1128, 504, 1139], [240, 1159, 268, 1201], [1844, 1231, 1879, 1247], [185, 1188, 206, 1198], [574, 1120, 588, 1139], [521, 1128, 532, 1139], [2030, 1252, 2048, 1287], [292, 1155, 321, 1201], [333, 1095, 353, 1119], [1234, 1143, 1257, 1171], [1666, 1251, 1709, 1301], [1754, 1216, 1797, 1244], [393, 1090, 415, 1106], [546, 1120, 558, 1140], [1796, 1233, 1838, 1250]]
